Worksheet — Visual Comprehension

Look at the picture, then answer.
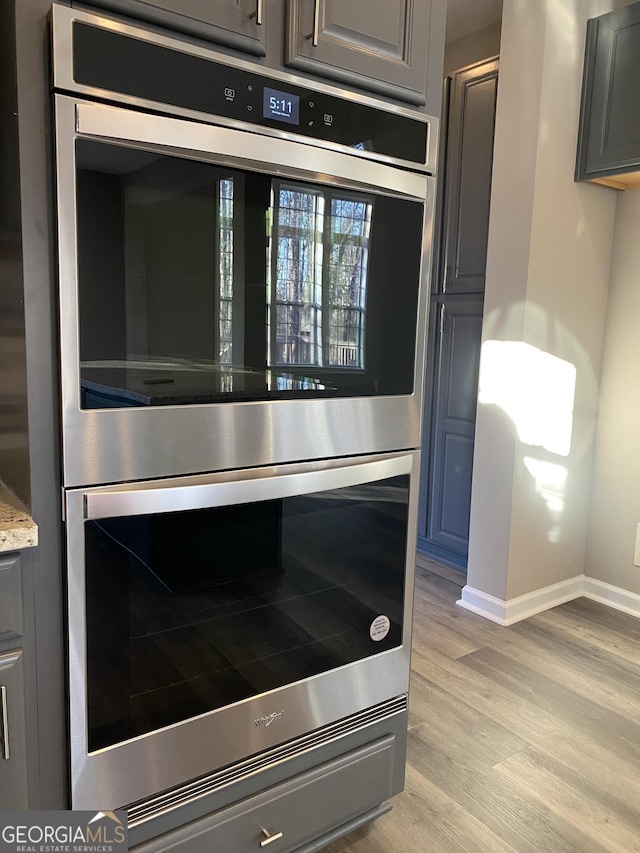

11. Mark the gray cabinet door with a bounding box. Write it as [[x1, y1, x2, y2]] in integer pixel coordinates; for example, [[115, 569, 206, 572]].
[[420, 301, 482, 564], [84, 0, 268, 56], [441, 58, 498, 294], [0, 648, 28, 809], [0, 555, 27, 808], [0, 554, 23, 645], [576, 2, 640, 181], [285, 0, 444, 107]]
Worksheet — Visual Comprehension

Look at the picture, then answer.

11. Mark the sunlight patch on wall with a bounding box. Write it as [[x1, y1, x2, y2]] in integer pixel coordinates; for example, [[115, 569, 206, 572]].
[[523, 456, 568, 541], [478, 341, 576, 457]]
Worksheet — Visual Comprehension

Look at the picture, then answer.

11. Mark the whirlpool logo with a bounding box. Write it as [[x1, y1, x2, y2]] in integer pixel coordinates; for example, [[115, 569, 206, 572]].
[[254, 710, 285, 728]]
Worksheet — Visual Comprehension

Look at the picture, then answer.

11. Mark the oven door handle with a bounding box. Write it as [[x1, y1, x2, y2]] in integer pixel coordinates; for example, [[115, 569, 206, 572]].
[[73, 102, 429, 200], [83, 454, 414, 520]]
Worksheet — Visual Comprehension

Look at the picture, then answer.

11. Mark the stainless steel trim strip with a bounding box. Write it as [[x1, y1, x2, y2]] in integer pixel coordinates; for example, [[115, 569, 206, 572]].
[[74, 101, 429, 200], [83, 453, 413, 520], [125, 696, 407, 825], [0, 685, 9, 760]]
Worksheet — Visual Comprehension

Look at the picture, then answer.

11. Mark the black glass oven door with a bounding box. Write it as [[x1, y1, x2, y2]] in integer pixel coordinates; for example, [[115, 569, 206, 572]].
[[72, 134, 424, 409], [82, 466, 410, 752]]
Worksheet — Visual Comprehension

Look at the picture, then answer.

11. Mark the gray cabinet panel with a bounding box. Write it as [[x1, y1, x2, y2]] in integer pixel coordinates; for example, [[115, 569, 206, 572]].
[[423, 303, 482, 558], [133, 735, 395, 853], [0, 554, 23, 643], [576, 1, 640, 182], [437, 433, 475, 546], [0, 648, 28, 809], [80, 0, 268, 56], [442, 59, 498, 294], [285, 0, 443, 106]]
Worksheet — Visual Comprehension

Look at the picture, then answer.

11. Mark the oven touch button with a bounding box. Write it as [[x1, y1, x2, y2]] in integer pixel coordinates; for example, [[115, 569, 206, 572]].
[[370, 615, 390, 641]]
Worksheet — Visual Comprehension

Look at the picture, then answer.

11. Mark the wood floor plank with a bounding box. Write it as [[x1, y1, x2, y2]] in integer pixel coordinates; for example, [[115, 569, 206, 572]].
[[505, 614, 640, 722], [407, 723, 610, 853], [324, 760, 522, 853], [561, 597, 640, 643], [407, 668, 529, 762], [414, 591, 640, 725], [494, 746, 640, 853], [411, 642, 640, 796], [327, 559, 640, 852], [410, 606, 482, 661], [534, 599, 640, 666], [415, 553, 466, 584], [458, 645, 640, 770]]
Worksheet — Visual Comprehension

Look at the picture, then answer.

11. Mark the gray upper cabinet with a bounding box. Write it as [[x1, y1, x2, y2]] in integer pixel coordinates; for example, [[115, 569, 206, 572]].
[[285, 0, 445, 109], [576, 0, 640, 188], [79, 0, 268, 56], [74, 0, 447, 113], [441, 58, 498, 294]]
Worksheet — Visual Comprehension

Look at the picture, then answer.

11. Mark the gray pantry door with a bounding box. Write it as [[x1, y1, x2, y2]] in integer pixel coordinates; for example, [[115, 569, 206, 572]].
[[420, 300, 483, 565], [419, 57, 498, 569]]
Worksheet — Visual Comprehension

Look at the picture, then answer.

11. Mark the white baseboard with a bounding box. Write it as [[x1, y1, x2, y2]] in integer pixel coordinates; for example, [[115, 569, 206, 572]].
[[457, 575, 584, 626], [457, 574, 640, 625], [582, 577, 640, 619]]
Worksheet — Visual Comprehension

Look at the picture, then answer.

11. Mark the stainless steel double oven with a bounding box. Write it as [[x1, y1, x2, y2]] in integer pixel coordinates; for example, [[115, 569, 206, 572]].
[[52, 4, 436, 816]]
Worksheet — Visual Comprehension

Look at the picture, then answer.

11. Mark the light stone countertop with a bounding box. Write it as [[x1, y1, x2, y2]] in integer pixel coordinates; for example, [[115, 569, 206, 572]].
[[0, 480, 38, 552]]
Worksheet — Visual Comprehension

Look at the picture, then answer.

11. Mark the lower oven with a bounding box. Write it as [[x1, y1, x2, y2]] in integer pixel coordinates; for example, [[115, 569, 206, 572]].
[[64, 450, 419, 811]]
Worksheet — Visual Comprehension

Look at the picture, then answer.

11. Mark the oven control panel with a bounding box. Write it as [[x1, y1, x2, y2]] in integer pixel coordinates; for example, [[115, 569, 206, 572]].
[[70, 21, 428, 166]]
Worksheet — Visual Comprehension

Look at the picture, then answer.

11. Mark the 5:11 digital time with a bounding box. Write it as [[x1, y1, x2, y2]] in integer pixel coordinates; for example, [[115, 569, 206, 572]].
[[263, 86, 300, 126]]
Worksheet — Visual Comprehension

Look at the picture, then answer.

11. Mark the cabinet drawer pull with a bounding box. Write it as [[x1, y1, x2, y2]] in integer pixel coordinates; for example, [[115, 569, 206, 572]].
[[260, 828, 284, 847], [0, 685, 9, 760], [249, 0, 263, 25], [306, 0, 320, 46]]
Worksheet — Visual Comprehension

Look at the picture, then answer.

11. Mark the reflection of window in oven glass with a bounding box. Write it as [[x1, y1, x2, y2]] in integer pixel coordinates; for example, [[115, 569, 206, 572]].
[[267, 183, 372, 370], [218, 178, 234, 366]]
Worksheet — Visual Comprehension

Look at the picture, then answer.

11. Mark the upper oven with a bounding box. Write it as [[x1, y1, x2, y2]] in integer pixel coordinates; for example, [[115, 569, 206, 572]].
[[52, 5, 436, 488]]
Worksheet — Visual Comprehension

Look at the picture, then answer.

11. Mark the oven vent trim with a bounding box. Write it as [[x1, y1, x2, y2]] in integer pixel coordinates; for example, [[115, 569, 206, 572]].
[[125, 695, 407, 826]]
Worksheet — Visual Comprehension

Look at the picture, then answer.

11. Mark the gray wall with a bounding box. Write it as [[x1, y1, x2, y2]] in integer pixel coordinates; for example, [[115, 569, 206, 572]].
[[586, 190, 640, 595], [444, 20, 502, 76], [466, 0, 621, 604]]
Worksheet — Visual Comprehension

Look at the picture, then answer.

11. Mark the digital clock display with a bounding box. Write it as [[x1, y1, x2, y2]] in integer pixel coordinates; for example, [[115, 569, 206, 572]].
[[263, 87, 300, 125]]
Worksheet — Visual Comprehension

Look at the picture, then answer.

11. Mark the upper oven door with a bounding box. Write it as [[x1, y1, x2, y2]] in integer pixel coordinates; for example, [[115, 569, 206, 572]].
[[55, 96, 434, 486]]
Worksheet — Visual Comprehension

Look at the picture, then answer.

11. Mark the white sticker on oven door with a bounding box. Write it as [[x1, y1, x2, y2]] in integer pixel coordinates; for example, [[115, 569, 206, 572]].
[[370, 615, 390, 641]]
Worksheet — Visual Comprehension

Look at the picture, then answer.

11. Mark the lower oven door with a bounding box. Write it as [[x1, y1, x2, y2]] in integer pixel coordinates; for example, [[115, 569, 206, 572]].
[[65, 451, 418, 809]]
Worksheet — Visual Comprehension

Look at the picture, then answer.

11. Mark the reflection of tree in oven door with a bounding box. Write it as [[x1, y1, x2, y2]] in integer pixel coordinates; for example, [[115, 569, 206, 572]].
[[270, 184, 372, 369]]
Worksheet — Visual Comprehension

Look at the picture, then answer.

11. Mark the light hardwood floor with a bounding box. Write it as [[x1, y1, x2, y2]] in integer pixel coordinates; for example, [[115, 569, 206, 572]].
[[324, 554, 640, 852]]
